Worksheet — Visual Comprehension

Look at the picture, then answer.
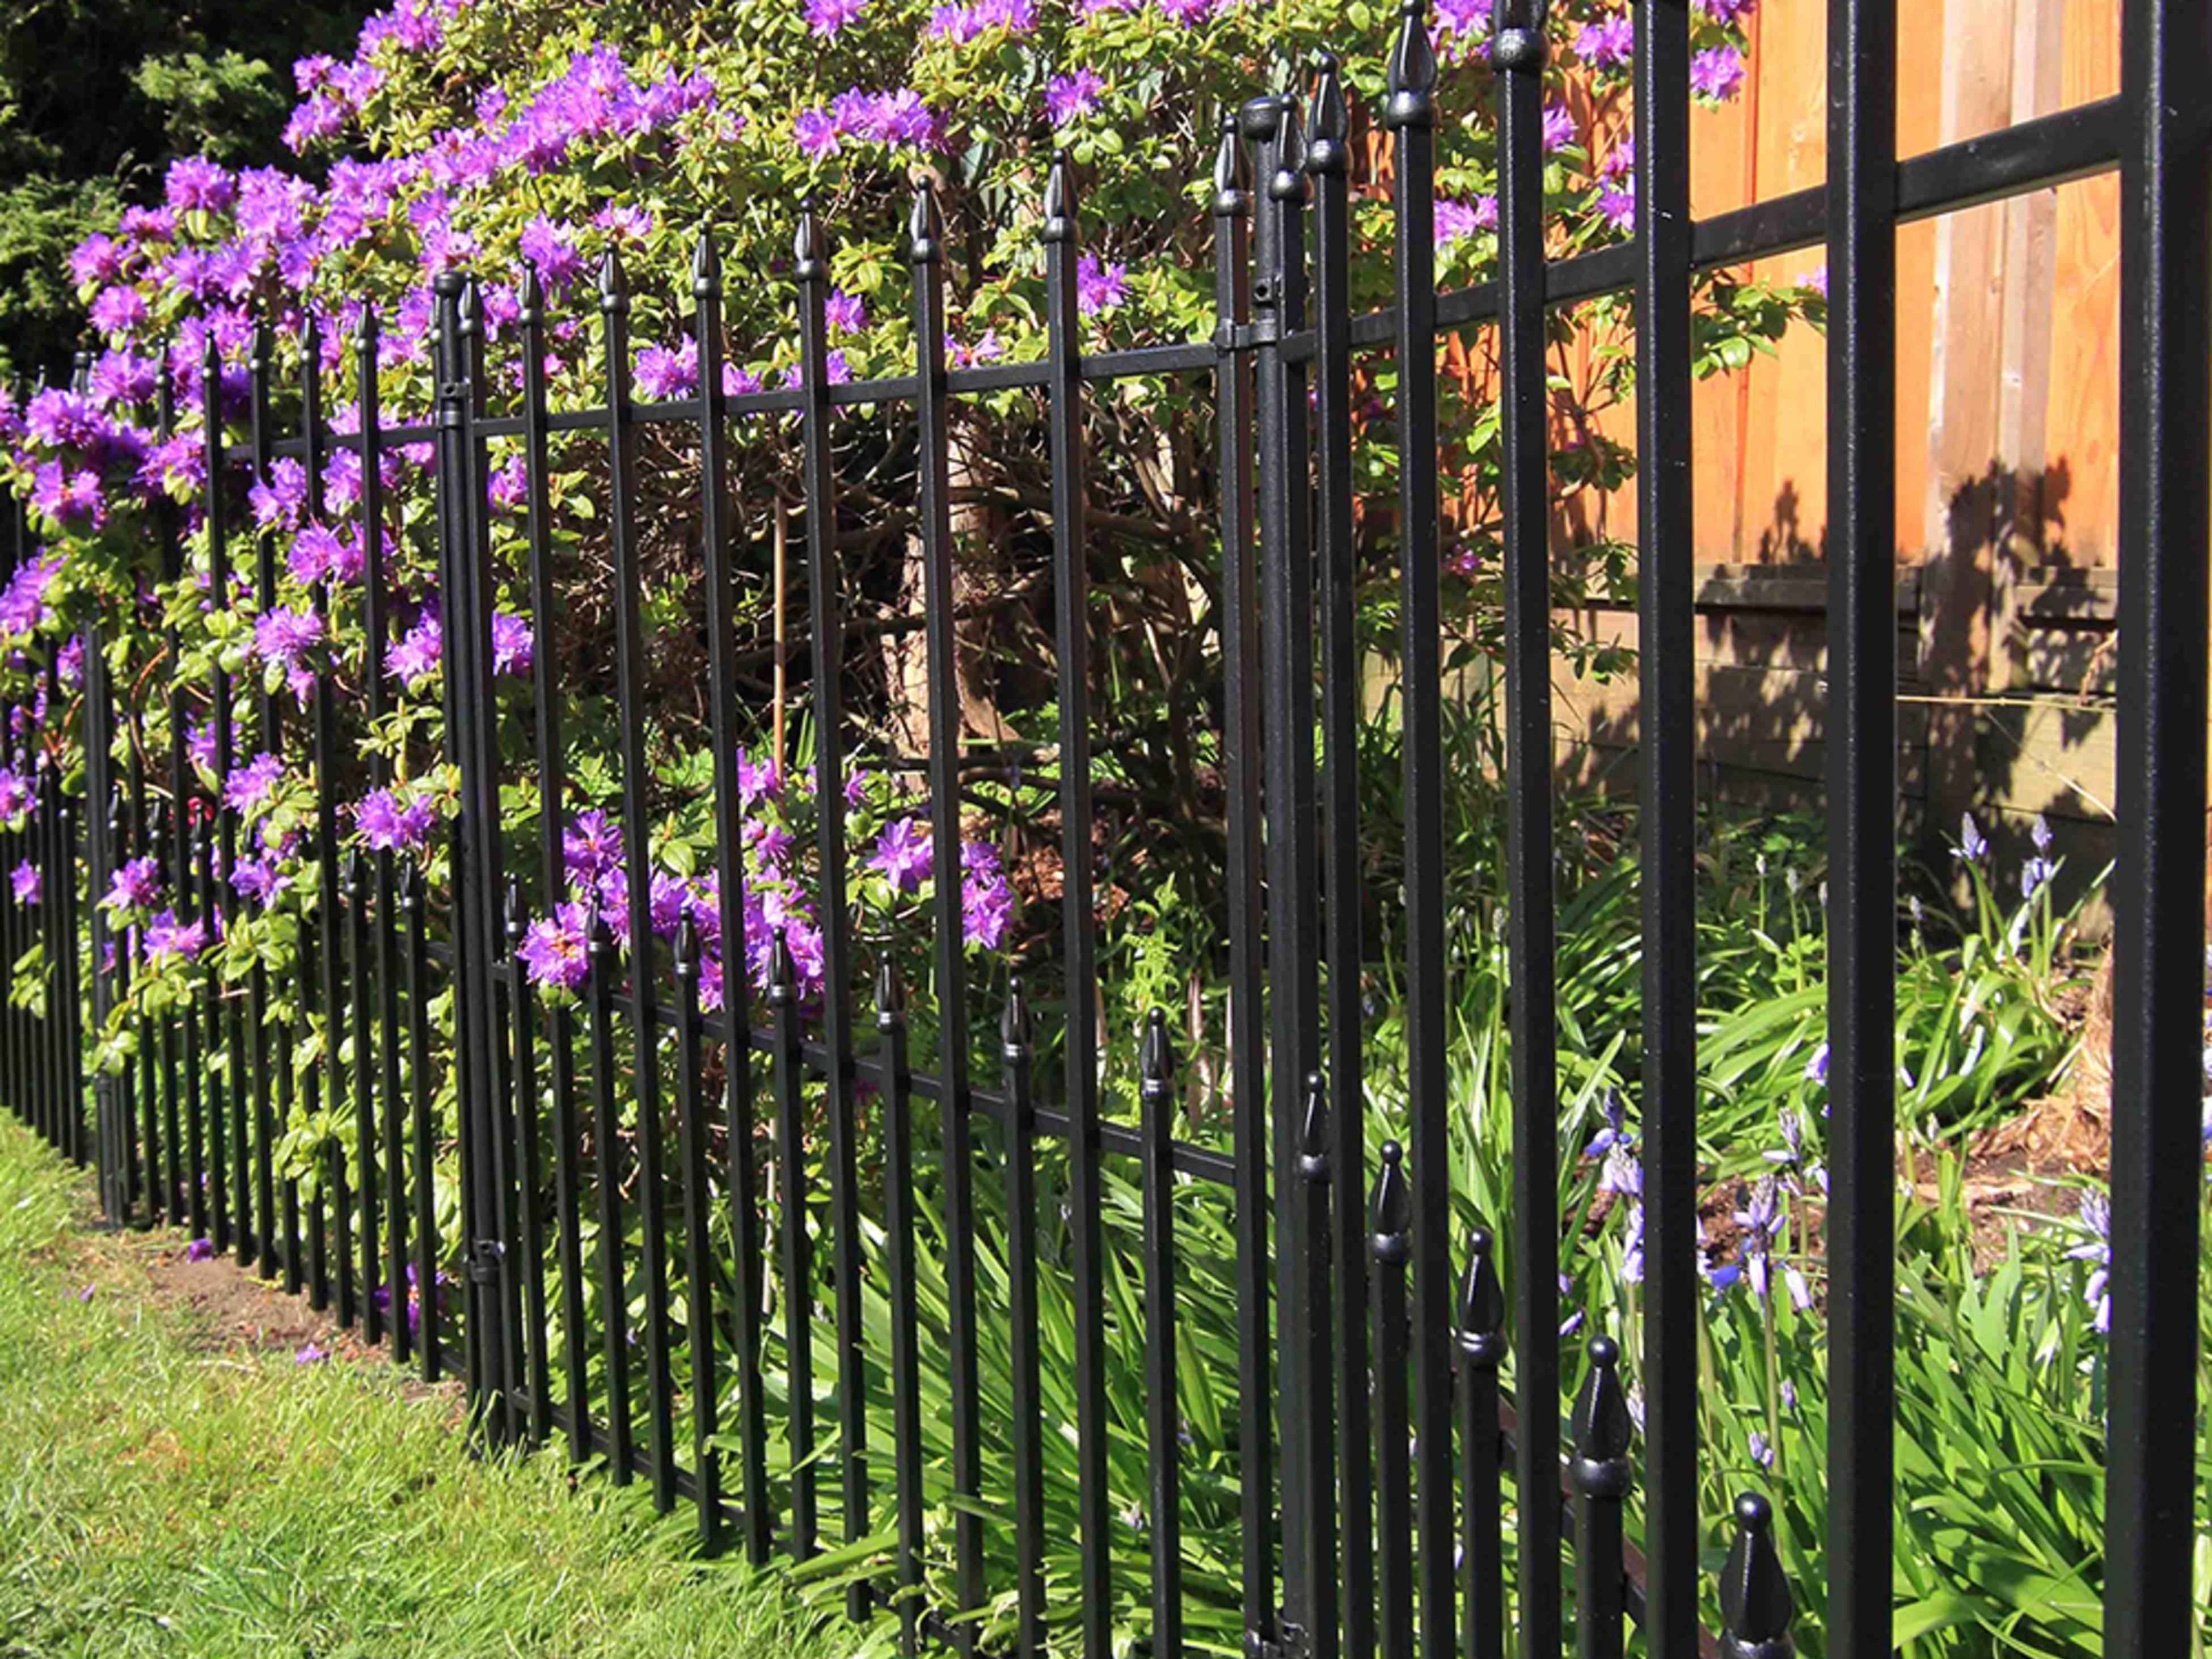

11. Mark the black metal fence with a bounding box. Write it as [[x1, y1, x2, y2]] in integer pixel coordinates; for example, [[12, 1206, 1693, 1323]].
[[2, 1, 2207, 1656]]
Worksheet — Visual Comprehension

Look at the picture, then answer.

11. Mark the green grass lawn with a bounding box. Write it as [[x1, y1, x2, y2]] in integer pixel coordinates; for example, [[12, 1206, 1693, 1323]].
[[0, 1116, 842, 1659]]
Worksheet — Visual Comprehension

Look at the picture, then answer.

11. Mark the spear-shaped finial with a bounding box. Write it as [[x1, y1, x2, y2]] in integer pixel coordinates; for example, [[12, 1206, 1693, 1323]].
[[517, 262, 544, 326], [1139, 1006, 1174, 1087], [503, 873, 525, 939], [344, 846, 363, 898], [597, 248, 629, 314], [908, 180, 944, 265], [1041, 151, 1075, 246], [1307, 53, 1349, 176], [1001, 977, 1031, 1054], [355, 301, 381, 349], [1386, 0, 1437, 129], [1298, 1072, 1329, 1181], [1571, 1334, 1634, 1491], [1269, 95, 1307, 202], [397, 855, 420, 910], [673, 914, 700, 976], [793, 204, 826, 284], [1457, 1224, 1507, 1362], [1370, 1140, 1411, 1263], [691, 222, 721, 298], [1717, 1493, 1796, 1659], [1489, 0, 1549, 69], [458, 275, 483, 340], [766, 931, 793, 1002], [875, 957, 904, 1028], [1213, 108, 1249, 219]]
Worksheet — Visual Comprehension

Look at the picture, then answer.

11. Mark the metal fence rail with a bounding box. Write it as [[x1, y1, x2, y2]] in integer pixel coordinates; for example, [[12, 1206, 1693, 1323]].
[[1, 1, 2206, 1655]]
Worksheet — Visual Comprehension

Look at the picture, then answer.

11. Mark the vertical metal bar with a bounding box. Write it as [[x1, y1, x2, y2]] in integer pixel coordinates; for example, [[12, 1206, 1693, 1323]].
[[515, 265, 585, 1440], [1000, 983, 1045, 1657], [81, 617, 117, 1219], [1569, 1337, 1631, 1659], [196, 821, 225, 1251], [1040, 153, 1113, 1659], [1633, 1, 1700, 1650], [505, 883, 550, 1443], [1457, 1229, 1506, 1659], [1493, 5, 1563, 1648], [151, 794, 182, 1222], [352, 851, 379, 1340], [1823, 0, 1897, 1648], [359, 306, 407, 1365], [599, 250, 676, 1508], [246, 324, 295, 1290], [877, 963, 923, 1654], [1211, 109, 1275, 1655], [587, 914, 632, 1479], [769, 943, 814, 1557], [689, 227, 770, 1559], [2104, 0, 2211, 1650], [303, 317, 354, 1329], [155, 367, 204, 1238], [1385, 9, 1464, 1650], [1370, 1143, 1413, 1659], [109, 789, 138, 1221], [909, 180, 984, 1636], [404, 860, 440, 1380], [1139, 1011, 1183, 1659], [673, 919, 721, 1547], [1257, 90, 1333, 1659], [1305, 58, 1371, 1659], [791, 209, 869, 1577]]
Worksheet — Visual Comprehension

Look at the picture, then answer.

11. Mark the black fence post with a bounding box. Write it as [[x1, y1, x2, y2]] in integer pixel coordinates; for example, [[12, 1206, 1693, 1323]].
[[1717, 1495, 1795, 1659]]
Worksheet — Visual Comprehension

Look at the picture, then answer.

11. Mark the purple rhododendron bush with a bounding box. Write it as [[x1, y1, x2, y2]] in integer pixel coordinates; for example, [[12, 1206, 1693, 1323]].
[[3, 1, 2173, 1652]]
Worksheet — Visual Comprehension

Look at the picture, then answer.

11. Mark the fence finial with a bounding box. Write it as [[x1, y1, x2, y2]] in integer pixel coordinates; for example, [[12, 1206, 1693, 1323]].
[[908, 181, 943, 265], [397, 855, 419, 910], [201, 328, 221, 382], [1001, 978, 1032, 1056], [251, 319, 276, 377], [1457, 1224, 1506, 1358], [598, 248, 630, 314], [794, 205, 826, 283], [1306, 53, 1348, 176], [1041, 152, 1075, 245], [503, 873, 524, 938], [1140, 1005, 1174, 1084], [1571, 1335, 1634, 1484], [1269, 96, 1307, 203], [1717, 1493, 1796, 1658], [1298, 1072, 1329, 1181], [1212, 109, 1249, 218], [673, 914, 699, 974], [354, 301, 380, 348], [1370, 1140, 1411, 1261], [1386, 0, 1436, 128], [691, 224, 721, 298], [458, 275, 484, 341], [299, 307, 321, 358], [344, 847, 364, 899], [518, 263, 544, 325], [1488, 0, 1548, 69], [875, 957, 904, 1028], [766, 932, 793, 1002]]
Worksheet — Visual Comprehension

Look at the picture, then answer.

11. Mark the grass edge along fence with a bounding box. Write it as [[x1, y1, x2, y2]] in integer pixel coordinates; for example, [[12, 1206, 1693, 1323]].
[[3, 1, 2209, 1655]]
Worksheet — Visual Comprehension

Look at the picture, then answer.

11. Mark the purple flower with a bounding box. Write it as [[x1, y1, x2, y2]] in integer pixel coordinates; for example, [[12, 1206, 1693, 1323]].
[[2031, 813, 2055, 856], [287, 522, 349, 586], [104, 855, 162, 914], [737, 750, 780, 806], [1749, 1430, 1774, 1469], [519, 216, 588, 290], [795, 106, 840, 159], [11, 860, 41, 905], [250, 458, 310, 530], [1574, 12, 1634, 68], [930, 0, 1034, 40], [231, 854, 288, 907], [960, 841, 1014, 948], [491, 613, 534, 677], [254, 607, 323, 672], [1045, 69, 1104, 125], [1694, 0, 1757, 20], [1953, 811, 1989, 864], [807, 0, 867, 34], [2067, 1190, 2111, 1333], [564, 809, 623, 884], [1598, 184, 1635, 231], [869, 818, 932, 893], [518, 900, 594, 990], [89, 285, 148, 336], [145, 908, 210, 963], [185, 1238, 215, 1262], [823, 290, 866, 336], [1582, 1088, 1632, 1158], [1434, 198, 1483, 250], [386, 607, 442, 685], [31, 463, 104, 528], [293, 1341, 330, 1365], [1597, 1143, 1641, 1198], [225, 752, 286, 814], [1803, 1040, 1829, 1087], [1075, 252, 1126, 317], [635, 340, 699, 400], [356, 788, 434, 852], [1690, 44, 1746, 102], [843, 766, 871, 809], [1542, 101, 1576, 153], [165, 157, 236, 214]]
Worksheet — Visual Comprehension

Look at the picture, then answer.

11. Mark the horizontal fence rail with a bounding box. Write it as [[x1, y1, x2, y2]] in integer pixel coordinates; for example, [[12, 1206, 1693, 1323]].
[[0, 2, 2205, 1657]]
